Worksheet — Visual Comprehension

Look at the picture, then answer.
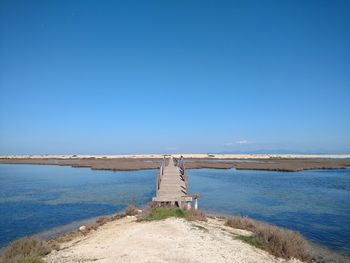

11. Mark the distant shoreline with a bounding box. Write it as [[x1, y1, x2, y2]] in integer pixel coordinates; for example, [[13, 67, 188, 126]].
[[1, 154, 350, 172], [1, 153, 350, 159]]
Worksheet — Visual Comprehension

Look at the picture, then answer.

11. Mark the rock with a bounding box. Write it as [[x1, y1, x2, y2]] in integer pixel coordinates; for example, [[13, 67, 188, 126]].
[[79, 225, 86, 231]]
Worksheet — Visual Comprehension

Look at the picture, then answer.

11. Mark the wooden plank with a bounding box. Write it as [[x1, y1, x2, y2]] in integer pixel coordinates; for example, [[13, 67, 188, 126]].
[[153, 156, 189, 203]]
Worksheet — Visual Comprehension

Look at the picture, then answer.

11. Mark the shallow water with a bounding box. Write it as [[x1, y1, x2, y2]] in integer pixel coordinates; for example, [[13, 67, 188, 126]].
[[0, 164, 155, 248], [188, 168, 350, 256], [0, 164, 349, 256]]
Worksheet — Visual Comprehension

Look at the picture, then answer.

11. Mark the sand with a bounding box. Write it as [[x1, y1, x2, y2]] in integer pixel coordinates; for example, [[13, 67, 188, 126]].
[[45, 216, 302, 263]]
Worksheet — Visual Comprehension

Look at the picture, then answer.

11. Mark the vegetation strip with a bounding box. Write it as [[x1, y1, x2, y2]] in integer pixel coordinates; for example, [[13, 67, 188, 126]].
[[1, 157, 349, 172]]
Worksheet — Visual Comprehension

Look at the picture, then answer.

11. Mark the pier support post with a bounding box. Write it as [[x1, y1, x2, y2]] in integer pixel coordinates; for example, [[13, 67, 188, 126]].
[[194, 198, 198, 210], [187, 201, 191, 210]]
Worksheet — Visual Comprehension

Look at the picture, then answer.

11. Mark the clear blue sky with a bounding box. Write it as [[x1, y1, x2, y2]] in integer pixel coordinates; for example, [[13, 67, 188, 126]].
[[0, 0, 349, 154]]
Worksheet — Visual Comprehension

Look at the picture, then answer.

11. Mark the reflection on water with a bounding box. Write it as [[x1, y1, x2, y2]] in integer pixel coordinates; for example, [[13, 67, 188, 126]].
[[188, 168, 350, 256], [0, 164, 155, 248]]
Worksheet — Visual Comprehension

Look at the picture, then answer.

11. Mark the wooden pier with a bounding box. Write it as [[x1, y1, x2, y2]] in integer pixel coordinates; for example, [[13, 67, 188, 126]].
[[153, 156, 199, 209]]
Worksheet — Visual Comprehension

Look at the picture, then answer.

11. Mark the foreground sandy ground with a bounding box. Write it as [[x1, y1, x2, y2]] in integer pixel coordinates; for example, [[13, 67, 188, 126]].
[[45, 216, 302, 263]]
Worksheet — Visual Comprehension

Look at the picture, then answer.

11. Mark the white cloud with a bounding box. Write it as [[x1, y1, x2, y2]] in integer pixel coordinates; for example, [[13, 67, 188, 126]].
[[224, 140, 251, 147], [236, 140, 250, 145]]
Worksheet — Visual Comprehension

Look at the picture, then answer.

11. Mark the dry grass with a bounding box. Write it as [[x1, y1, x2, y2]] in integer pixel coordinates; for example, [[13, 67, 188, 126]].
[[0, 237, 59, 263], [87, 216, 113, 230], [95, 216, 111, 225], [256, 224, 310, 261], [112, 214, 126, 220], [53, 230, 82, 243], [225, 216, 256, 231], [186, 209, 207, 222], [125, 205, 139, 216], [226, 216, 311, 262], [83, 214, 126, 233]]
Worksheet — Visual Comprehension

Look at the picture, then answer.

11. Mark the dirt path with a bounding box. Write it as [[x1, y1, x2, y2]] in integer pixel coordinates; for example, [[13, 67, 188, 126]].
[[45, 217, 301, 263]]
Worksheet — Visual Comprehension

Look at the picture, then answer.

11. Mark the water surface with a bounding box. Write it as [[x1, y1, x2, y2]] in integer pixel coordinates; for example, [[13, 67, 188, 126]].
[[188, 168, 350, 255], [1, 164, 349, 257], [0, 164, 155, 248]]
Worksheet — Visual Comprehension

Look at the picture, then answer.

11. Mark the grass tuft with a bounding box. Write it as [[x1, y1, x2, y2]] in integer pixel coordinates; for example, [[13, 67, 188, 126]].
[[226, 216, 311, 262], [236, 235, 265, 250], [192, 224, 209, 232], [186, 209, 207, 222], [144, 207, 187, 221], [138, 202, 207, 222], [125, 205, 139, 216], [0, 237, 58, 263], [225, 216, 256, 231]]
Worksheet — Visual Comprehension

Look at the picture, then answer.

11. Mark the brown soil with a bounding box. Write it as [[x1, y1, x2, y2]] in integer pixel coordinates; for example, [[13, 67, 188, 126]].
[[232, 159, 350, 172], [0, 158, 161, 171], [0, 157, 349, 172], [184, 158, 350, 171]]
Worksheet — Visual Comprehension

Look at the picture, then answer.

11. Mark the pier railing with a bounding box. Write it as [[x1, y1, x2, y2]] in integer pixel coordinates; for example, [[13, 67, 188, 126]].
[[156, 157, 166, 195], [175, 157, 188, 193]]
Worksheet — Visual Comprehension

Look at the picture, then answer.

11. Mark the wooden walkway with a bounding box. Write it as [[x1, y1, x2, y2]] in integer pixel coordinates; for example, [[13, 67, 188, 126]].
[[153, 156, 198, 209]]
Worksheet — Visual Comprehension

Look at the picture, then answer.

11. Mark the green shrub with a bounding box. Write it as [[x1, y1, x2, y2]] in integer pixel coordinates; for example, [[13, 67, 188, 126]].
[[144, 208, 187, 221]]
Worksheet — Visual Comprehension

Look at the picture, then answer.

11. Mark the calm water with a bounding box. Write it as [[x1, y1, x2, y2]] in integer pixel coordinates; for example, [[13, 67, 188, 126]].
[[0, 164, 155, 248], [0, 164, 349, 256], [188, 168, 350, 256]]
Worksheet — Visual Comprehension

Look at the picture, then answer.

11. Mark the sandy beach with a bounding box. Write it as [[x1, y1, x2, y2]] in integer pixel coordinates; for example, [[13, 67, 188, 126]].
[[45, 216, 302, 263]]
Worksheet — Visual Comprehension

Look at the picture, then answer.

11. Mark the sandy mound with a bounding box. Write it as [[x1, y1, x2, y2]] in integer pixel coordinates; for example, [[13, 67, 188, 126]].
[[45, 216, 301, 263]]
